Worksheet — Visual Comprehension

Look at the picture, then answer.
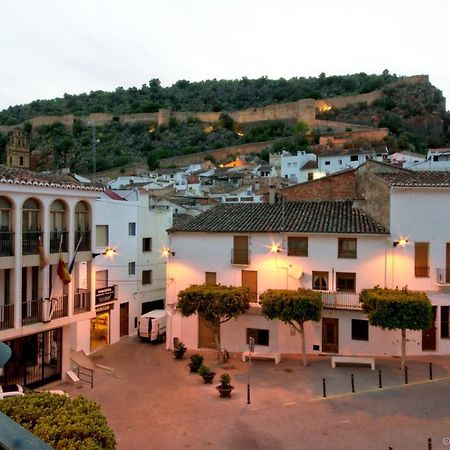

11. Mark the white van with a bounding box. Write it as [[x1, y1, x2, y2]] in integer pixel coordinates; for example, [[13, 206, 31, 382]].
[[138, 309, 166, 343]]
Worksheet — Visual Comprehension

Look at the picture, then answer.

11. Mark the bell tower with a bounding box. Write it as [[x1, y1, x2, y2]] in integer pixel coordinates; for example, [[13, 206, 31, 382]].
[[6, 128, 30, 168]]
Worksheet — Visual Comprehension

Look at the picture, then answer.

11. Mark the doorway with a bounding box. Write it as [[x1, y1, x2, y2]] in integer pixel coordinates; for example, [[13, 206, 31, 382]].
[[198, 316, 217, 349], [242, 270, 257, 303], [322, 318, 339, 353], [120, 303, 129, 337], [90, 312, 109, 352], [422, 306, 437, 351]]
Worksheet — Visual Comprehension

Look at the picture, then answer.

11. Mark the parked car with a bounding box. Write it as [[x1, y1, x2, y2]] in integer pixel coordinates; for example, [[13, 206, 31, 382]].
[[0, 384, 24, 399], [138, 310, 166, 343]]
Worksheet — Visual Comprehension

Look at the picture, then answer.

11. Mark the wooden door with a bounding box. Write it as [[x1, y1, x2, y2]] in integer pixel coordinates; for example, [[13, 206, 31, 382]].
[[242, 270, 257, 303], [322, 318, 339, 353], [198, 316, 217, 349], [120, 303, 129, 337], [422, 306, 437, 351], [446, 243, 450, 282], [233, 235, 249, 264]]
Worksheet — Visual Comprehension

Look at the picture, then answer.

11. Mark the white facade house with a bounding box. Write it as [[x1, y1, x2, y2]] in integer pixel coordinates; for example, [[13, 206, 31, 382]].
[[403, 148, 450, 171], [388, 151, 426, 168], [165, 171, 450, 358], [0, 165, 101, 387], [76, 188, 172, 354]]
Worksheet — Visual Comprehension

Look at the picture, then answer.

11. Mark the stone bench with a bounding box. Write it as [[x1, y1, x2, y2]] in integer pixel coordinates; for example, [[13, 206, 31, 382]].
[[242, 351, 281, 364], [331, 355, 375, 370]]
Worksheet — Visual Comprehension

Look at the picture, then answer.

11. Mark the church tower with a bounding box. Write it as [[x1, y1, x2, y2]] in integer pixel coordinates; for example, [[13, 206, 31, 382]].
[[6, 128, 30, 168]]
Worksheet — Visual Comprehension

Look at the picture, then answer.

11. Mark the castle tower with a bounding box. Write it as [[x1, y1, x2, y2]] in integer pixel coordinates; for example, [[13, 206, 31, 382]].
[[6, 128, 30, 168]]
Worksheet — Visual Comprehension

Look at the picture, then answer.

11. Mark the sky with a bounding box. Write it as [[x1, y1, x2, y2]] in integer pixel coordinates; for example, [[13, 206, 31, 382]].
[[1, 0, 449, 111]]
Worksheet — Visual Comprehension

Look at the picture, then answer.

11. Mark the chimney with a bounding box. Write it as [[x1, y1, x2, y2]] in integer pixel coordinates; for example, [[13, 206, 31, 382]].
[[268, 185, 276, 204]]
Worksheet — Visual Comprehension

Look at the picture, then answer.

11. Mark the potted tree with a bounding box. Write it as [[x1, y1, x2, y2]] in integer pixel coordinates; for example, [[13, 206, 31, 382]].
[[173, 341, 187, 359], [188, 354, 204, 372], [216, 373, 234, 398], [198, 365, 216, 384]]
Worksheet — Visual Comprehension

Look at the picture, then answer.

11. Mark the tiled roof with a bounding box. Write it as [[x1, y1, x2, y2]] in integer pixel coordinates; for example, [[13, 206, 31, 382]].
[[300, 160, 318, 170], [0, 165, 102, 191], [169, 200, 388, 234], [375, 171, 450, 187]]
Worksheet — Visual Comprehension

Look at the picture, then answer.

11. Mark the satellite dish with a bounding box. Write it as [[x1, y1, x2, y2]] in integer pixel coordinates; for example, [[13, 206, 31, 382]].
[[0, 342, 12, 368]]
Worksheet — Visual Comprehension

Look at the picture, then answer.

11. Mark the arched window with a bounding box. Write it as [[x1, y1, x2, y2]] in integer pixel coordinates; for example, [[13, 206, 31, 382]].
[[19, 156, 24, 166], [0, 197, 11, 231], [75, 202, 88, 231], [50, 200, 66, 231], [22, 198, 40, 231]]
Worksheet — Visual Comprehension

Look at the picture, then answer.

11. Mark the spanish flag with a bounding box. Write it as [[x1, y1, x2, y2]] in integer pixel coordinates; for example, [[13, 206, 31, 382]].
[[57, 254, 71, 285]]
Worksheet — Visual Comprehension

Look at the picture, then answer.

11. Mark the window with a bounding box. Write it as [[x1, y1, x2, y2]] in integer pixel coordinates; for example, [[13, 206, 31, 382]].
[[50, 200, 65, 231], [96, 225, 109, 247], [350, 155, 358, 162], [352, 319, 369, 341], [287, 237, 308, 257], [142, 270, 152, 285], [324, 161, 330, 166], [312, 271, 328, 290], [205, 272, 217, 285], [338, 160, 342, 165], [336, 272, 356, 292], [96, 270, 108, 289], [415, 242, 429, 277], [441, 306, 450, 339], [75, 202, 89, 231], [338, 238, 357, 259], [128, 262, 136, 276], [22, 198, 40, 231], [232, 235, 249, 265], [246, 328, 269, 346], [142, 237, 152, 252], [128, 222, 136, 236], [307, 172, 314, 181]]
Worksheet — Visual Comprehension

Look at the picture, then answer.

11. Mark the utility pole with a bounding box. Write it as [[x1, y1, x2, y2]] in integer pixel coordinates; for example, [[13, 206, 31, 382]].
[[92, 124, 97, 183]]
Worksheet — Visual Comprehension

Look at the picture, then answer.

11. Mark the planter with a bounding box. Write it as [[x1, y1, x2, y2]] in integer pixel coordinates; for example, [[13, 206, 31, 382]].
[[201, 372, 216, 384], [173, 349, 186, 360], [216, 385, 234, 398], [189, 362, 202, 373]]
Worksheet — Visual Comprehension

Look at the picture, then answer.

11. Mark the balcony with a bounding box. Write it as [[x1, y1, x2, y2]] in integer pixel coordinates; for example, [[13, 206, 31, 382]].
[[74, 288, 90, 314], [0, 304, 14, 330], [319, 291, 362, 310], [231, 249, 250, 265], [50, 231, 68, 253], [49, 295, 69, 320], [21, 296, 69, 325], [21, 299, 42, 326], [22, 231, 43, 255], [436, 268, 450, 284], [415, 266, 430, 277], [0, 232, 14, 257], [75, 231, 91, 252]]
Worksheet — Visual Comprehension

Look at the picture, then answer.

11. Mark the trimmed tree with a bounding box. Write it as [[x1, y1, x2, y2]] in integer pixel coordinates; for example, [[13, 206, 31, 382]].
[[260, 288, 322, 367], [0, 392, 116, 449], [359, 286, 432, 369], [177, 284, 250, 361]]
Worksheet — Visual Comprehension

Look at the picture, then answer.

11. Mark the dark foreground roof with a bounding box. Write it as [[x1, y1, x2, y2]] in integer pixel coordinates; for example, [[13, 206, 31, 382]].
[[0, 165, 102, 191], [375, 171, 450, 187], [169, 200, 388, 234]]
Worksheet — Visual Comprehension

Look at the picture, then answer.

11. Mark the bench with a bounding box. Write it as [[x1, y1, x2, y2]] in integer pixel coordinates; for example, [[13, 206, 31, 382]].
[[331, 356, 375, 370], [242, 351, 281, 364]]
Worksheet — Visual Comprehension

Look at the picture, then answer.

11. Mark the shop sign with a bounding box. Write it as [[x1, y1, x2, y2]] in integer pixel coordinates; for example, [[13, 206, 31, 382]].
[[95, 303, 114, 313], [95, 286, 116, 305]]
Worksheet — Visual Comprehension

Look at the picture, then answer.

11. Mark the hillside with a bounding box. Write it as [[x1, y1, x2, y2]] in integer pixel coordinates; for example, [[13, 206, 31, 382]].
[[0, 72, 448, 174]]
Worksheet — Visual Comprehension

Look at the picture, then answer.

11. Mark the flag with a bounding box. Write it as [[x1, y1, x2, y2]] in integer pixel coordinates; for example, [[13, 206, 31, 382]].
[[57, 254, 71, 285], [38, 237, 48, 268], [68, 235, 82, 274]]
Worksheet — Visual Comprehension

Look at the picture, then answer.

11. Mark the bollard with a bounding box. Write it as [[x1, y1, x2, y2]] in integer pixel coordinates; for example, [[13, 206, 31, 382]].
[[322, 378, 326, 398], [351, 374, 355, 393], [429, 362, 433, 380], [404, 366, 408, 384], [378, 369, 382, 389], [389, 447, 393, 450], [428, 437, 432, 450], [247, 384, 251, 405]]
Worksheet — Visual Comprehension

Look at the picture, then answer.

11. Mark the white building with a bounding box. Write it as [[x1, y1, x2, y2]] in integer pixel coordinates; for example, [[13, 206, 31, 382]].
[[165, 170, 450, 358], [75, 188, 172, 354], [0, 165, 101, 387]]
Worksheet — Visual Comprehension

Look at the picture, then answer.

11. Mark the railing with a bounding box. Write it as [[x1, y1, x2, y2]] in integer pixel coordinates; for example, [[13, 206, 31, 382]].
[[0, 304, 14, 330], [415, 266, 430, 277], [51, 295, 69, 320], [0, 231, 14, 257], [231, 248, 250, 265], [436, 268, 450, 284], [22, 231, 43, 255], [74, 288, 90, 314], [75, 230, 91, 251], [50, 230, 68, 253], [21, 299, 42, 325], [319, 290, 362, 310]]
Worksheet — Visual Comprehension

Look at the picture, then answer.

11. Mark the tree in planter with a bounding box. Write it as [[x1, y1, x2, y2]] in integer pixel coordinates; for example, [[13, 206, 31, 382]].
[[0, 392, 116, 449], [359, 286, 432, 369], [260, 288, 322, 367], [177, 284, 250, 362]]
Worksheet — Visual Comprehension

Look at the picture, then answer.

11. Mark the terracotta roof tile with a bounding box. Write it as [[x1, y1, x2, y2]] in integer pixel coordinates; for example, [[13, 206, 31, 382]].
[[169, 200, 388, 234], [375, 171, 450, 187]]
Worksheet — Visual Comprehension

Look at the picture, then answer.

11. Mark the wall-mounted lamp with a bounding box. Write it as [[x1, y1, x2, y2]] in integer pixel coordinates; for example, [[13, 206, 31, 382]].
[[92, 248, 117, 258], [270, 244, 280, 253], [393, 238, 408, 248], [162, 248, 175, 257]]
